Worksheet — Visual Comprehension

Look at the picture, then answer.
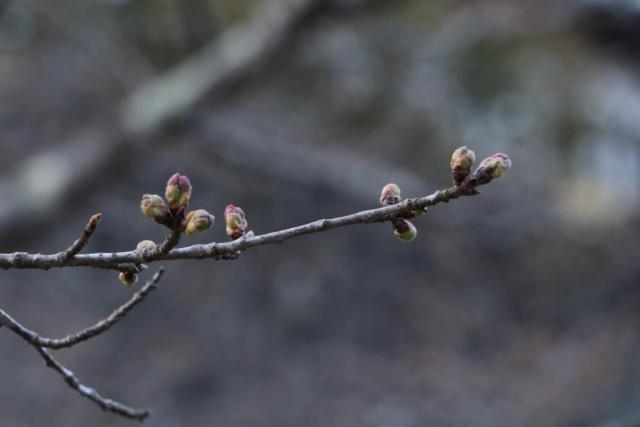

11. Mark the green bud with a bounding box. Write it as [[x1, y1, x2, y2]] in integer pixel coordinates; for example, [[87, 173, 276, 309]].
[[450, 146, 476, 186], [473, 153, 511, 185], [184, 209, 215, 235], [392, 219, 417, 241], [118, 271, 138, 287], [140, 194, 169, 219], [224, 204, 248, 240], [165, 173, 192, 210], [136, 240, 157, 254], [380, 183, 402, 206]]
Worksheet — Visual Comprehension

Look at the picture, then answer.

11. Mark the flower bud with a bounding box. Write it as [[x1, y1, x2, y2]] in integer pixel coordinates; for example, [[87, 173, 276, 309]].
[[473, 153, 511, 185], [165, 173, 192, 210], [118, 271, 138, 287], [184, 209, 215, 235], [224, 204, 248, 240], [450, 146, 476, 186], [392, 219, 417, 241], [140, 194, 169, 219], [136, 240, 157, 254], [380, 183, 402, 206]]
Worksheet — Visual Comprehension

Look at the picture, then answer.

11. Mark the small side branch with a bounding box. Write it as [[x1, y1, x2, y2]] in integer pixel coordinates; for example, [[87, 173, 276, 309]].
[[0, 268, 164, 349], [0, 268, 165, 420], [35, 346, 150, 421], [58, 213, 103, 262]]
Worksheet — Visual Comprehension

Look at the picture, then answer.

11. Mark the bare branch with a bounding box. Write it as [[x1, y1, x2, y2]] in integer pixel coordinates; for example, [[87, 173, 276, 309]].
[[0, 181, 486, 272], [0, 268, 164, 349], [35, 346, 150, 421], [58, 213, 103, 262], [0, 268, 164, 420]]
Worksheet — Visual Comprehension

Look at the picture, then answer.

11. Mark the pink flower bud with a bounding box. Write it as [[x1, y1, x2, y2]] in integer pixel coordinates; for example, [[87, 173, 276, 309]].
[[380, 183, 402, 206], [224, 204, 248, 240], [165, 173, 192, 210], [450, 146, 476, 186]]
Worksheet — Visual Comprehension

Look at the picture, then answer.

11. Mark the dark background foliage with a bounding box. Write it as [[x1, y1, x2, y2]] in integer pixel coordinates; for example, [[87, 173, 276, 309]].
[[1, 0, 639, 426]]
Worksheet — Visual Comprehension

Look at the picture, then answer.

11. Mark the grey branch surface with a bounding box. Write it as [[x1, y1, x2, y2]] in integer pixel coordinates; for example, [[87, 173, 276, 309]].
[[0, 182, 483, 272], [0, 269, 165, 421]]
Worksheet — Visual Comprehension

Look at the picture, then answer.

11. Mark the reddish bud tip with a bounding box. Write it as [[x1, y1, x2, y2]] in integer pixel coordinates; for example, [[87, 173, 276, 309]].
[[165, 173, 192, 210]]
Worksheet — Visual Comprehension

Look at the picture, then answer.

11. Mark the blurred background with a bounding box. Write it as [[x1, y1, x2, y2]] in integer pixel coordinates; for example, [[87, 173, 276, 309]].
[[0, 0, 639, 425]]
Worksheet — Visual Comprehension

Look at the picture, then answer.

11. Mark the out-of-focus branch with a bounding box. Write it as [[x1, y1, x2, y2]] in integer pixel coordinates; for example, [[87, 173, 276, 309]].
[[0, 0, 324, 236], [121, 0, 323, 136], [0, 268, 164, 420], [0, 178, 493, 272], [197, 115, 429, 200]]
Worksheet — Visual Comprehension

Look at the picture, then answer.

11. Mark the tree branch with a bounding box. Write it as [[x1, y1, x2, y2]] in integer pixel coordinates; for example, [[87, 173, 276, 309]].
[[58, 213, 103, 262], [0, 268, 164, 349], [35, 346, 150, 421], [0, 181, 485, 272], [0, 268, 164, 420]]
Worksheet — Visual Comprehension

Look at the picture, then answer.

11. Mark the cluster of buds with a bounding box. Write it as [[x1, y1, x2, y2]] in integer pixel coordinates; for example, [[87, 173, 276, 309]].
[[140, 172, 215, 235], [379, 183, 418, 241], [224, 204, 248, 240], [450, 147, 511, 187]]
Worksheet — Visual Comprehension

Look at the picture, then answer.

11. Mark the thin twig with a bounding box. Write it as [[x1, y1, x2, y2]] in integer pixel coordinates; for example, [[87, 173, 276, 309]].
[[35, 346, 150, 421], [0, 268, 164, 349], [0, 182, 485, 271], [58, 213, 103, 262], [152, 230, 182, 259]]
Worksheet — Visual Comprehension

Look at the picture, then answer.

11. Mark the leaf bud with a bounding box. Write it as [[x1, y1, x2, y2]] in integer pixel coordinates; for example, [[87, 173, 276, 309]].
[[118, 271, 138, 287], [450, 146, 476, 186], [136, 240, 157, 255], [140, 194, 169, 220], [473, 153, 511, 185], [380, 183, 402, 206], [392, 219, 417, 241], [184, 209, 215, 235]]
